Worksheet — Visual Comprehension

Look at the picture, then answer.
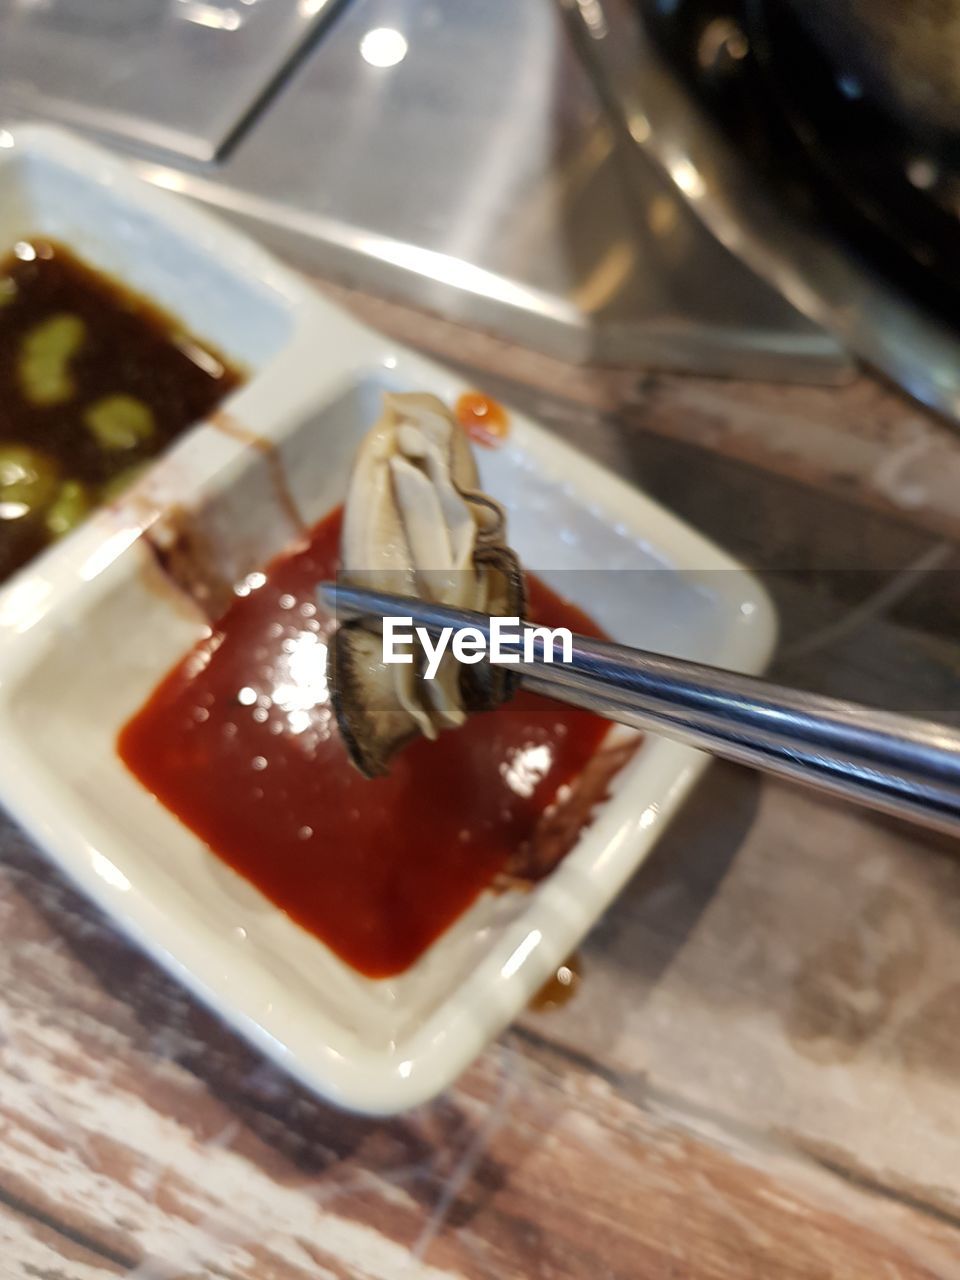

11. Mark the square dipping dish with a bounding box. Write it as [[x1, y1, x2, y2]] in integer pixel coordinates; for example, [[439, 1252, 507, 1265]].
[[0, 125, 777, 1114]]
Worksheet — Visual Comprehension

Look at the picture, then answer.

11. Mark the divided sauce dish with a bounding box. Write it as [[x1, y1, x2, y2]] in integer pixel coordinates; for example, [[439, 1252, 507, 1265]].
[[0, 125, 776, 1113]]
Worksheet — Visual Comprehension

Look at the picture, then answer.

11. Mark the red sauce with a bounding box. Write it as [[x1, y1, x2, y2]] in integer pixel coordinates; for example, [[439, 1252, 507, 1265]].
[[118, 508, 610, 978], [454, 391, 509, 447]]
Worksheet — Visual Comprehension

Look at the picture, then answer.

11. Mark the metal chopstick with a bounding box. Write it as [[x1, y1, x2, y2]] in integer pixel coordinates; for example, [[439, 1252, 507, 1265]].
[[318, 582, 960, 838]]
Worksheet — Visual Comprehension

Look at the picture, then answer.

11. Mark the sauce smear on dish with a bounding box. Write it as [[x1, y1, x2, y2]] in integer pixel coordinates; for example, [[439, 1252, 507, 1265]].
[[0, 239, 242, 583], [118, 507, 611, 978]]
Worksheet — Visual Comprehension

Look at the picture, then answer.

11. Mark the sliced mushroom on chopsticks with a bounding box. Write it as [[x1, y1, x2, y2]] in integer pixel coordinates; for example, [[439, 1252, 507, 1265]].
[[328, 392, 524, 777]]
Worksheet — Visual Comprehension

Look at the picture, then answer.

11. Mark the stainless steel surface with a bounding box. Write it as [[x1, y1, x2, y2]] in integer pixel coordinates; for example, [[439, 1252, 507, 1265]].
[[322, 581, 960, 838], [0, 0, 850, 377], [564, 0, 960, 424], [0, 0, 341, 163]]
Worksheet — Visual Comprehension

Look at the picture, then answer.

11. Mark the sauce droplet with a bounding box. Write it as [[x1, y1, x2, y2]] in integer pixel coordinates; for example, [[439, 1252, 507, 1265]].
[[530, 953, 582, 1011], [455, 391, 509, 447]]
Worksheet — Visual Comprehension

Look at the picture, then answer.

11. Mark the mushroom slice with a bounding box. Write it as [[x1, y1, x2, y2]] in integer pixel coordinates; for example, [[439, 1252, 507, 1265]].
[[329, 391, 524, 777]]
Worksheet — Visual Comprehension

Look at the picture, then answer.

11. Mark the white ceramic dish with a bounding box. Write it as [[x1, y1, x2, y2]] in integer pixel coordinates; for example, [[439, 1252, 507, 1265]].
[[0, 125, 776, 1114]]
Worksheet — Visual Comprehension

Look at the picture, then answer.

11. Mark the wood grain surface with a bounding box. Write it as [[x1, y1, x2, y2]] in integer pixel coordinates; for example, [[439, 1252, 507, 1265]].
[[3, 287, 960, 1278]]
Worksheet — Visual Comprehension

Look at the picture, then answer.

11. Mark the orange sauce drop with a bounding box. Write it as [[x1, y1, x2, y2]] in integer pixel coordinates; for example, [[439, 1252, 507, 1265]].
[[455, 391, 509, 447], [530, 954, 583, 1011]]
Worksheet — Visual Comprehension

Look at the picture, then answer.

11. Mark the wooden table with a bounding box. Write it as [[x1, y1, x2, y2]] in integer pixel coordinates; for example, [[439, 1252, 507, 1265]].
[[4, 286, 960, 1279]]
